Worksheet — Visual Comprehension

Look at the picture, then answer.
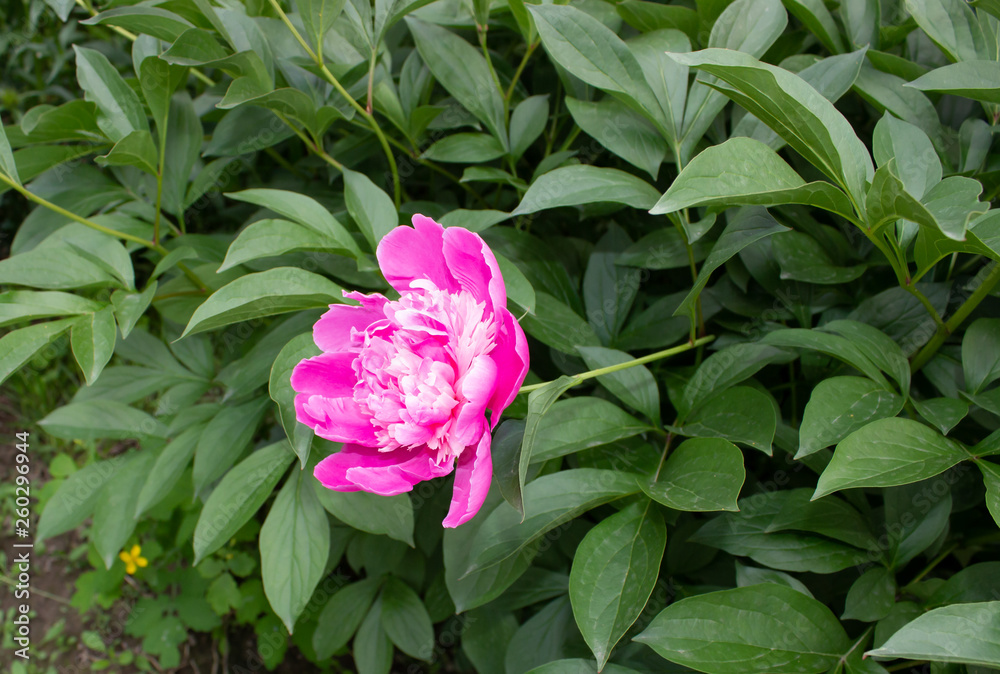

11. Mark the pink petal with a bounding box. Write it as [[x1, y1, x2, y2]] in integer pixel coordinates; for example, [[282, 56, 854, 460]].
[[313, 293, 387, 352], [487, 307, 530, 428], [442, 226, 506, 315], [314, 443, 454, 496], [294, 394, 378, 446], [451, 356, 497, 448], [290, 352, 357, 398], [443, 430, 492, 528], [376, 215, 460, 295]]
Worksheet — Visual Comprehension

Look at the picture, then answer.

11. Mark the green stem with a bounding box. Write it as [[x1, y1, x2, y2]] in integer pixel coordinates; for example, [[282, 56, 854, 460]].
[[0, 173, 209, 292], [517, 335, 715, 395], [0, 173, 156, 248], [0, 573, 73, 605], [906, 543, 957, 586], [505, 41, 538, 102], [266, 0, 401, 205], [910, 261, 1000, 372], [653, 429, 676, 481], [478, 25, 507, 121], [904, 282, 947, 330]]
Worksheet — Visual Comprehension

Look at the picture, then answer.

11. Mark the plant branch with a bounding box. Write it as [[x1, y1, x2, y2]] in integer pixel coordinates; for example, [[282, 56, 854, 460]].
[[910, 261, 1000, 372], [517, 336, 715, 395], [505, 41, 538, 102]]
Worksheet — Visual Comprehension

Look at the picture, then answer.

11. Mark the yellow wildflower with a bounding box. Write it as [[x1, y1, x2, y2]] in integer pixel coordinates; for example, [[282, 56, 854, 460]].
[[119, 544, 148, 575]]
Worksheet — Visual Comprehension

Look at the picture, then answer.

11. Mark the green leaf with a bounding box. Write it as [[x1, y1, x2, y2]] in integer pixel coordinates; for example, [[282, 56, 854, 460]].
[[519, 292, 601, 354], [674, 207, 790, 334], [692, 491, 871, 573], [912, 397, 969, 434], [799, 377, 904, 458], [853, 65, 943, 151], [735, 561, 814, 598], [867, 601, 1000, 666], [671, 49, 873, 205], [963, 318, 1000, 394], [380, 576, 434, 660], [872, 113, 941, 200], [135, 425, 201, 517], [772, 230, 866, 284], [96, 129, 159, 175], [980, 462, 1000, 530], [73, 46, 149, 142], [406, 17, 507, 148], [678, 0, 788, 161], [904, 0, 992, 63], [516, 375, 582, 514], [260, 469, 330, 634], [864, 159, 942, 236], [39, 400, 167, 440], [82, 6, 194, 42], [92, 449, 159, 568], [642, 438, 745, 512], [761, 328, 890, 389], [570, 501, 665, 670], [193, 397, 270, 494], [193, 441, 293, 564], [269, 334, 320, 468], [295, 0, 347, 52], [421, 133, 507, 163], [843, 567, 896, 621], [111, 283, 157, 339], [0, 123, 22, 184], [512, 165, 661, 215], [509, 95, 549, 161], [820, 319, 911, 394], [635, 584, 850, 673], [314, 480, 414, 546], [38, 456, 126, 540], [679, 387, 776, 454], [313, 578, 381, 660], [70, 306, 116, 386], [617, 0, 698, 40], [495, 252, 535, 314], [530, 398, 650, 463], [784, 0, 847, 53], [466, 469, 641, 573], [907, 60, 1000, 103], [343, 168, 398, 250], [0, 247, 118, 291], [0, 290, 100, 328], [444, 492, 536, 613], [354, 599, 393, 674], [527, 4, 662, 135], [181, 268, 344, 337], [680, 340, 795, 420], [219, 219, 339, 272], [226, 189, 363, 261], [0, 318, 74, 386], [650, 137, 854, 220], [814, 418, 969, 499], [565, 97, 667, 180], [577, 346, 661, 424]]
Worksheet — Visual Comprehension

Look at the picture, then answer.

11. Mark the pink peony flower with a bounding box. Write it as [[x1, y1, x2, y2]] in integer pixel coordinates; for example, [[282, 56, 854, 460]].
[[291, 215, 529, 527]]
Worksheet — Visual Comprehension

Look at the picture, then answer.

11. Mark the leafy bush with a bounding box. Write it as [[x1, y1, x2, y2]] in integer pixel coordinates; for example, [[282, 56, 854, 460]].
[[4, 0, 1000, 671]]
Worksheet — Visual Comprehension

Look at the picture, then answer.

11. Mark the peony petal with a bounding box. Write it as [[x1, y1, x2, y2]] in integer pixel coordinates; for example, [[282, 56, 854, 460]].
[[313, 294, 387, 352], [290, 352, 357, 398], [487, 308, 530, 428], [377, 215, 460, 296], [451, 355, 497, 448], [443, 430, 492, 528], [294, 394, 379, 446], [442, 226, 506, 314], [314, 443, 453, 496]]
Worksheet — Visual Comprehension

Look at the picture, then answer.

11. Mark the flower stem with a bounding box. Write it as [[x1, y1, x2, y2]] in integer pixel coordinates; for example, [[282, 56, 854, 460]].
[[517, 335, 715, 395]]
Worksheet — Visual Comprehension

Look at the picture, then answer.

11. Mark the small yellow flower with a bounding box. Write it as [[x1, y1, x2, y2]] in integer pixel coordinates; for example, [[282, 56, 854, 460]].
[[119, 544, 148, 575]]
